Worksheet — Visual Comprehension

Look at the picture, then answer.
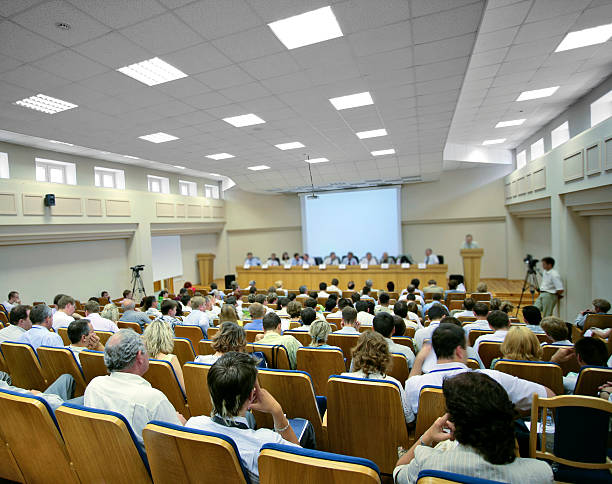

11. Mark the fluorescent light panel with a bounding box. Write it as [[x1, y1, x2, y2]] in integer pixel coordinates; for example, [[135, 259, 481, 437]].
[[138, 132, 179, 143], [173, 165, 186, 169], [371, 149, 395, 156], [329, 91, 373, 110], [482, 138, 506, 145], [209, 173, 222, 177], [117, 57, 188, 86], [268, 6, 343, 50], [516, 86, 559, 101], [223, 113, 265, 127], [124, 155, 139, 159], [306, 157, 329, 164], [356, 129, 387, 139], [15, 94, 77, 114], [495, 119, 525, 128], [555, 23, 612, 52], [206, 153, 234, 160], [275, 142, 305, 150], [248, 165, 270, 171], [49, 140, 74, 146]]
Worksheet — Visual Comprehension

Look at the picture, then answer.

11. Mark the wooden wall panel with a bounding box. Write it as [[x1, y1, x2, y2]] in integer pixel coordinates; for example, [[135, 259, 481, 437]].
[[156, 202, 174, 217], [563, 150, 584, 182], [175, 203, 186, 218], [605, 136, 612, 170], [86, 199, 103, 216], [0, 193, 17, 215], [187, 204, 201, 218], [106, 199, 131, 217], [22, 194, 44, 215], [50, 196, 82, 216], [213, 206, 225, 219], [586, 143, 601, 175], [532, 168, 546, 191]]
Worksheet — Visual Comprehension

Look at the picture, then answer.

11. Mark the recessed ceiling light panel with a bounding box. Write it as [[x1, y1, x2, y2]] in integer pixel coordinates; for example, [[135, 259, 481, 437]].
[[117, 57, 188, 86], [371, 149, 395, 156], [173, 165, 185, 169], [206, 153, 235, 160], [495, 119, 526, 128], [516, 86, 559, 101], [223, 113, 266, 127], [124, 155, 139, 159], [329, 91, 373, 110], [306, 157, 329, 164], [15, 94, 77, 114], [248, 165, 270, 171], [138, 132, 179, 143], [268, 6, 343, 50], [49, 140, 74, 146], [356, 129, 387, 139], [555, 23, 612, 52], [275, 142, 305, 150], [482, 138, 506, 145]]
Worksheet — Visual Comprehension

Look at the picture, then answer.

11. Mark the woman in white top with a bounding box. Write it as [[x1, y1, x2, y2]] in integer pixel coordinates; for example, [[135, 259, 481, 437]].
[[142, 295, 162, 318], [342, 331, 412, 423], [195, 322, 247, 365], [142, 319, 185, 391]]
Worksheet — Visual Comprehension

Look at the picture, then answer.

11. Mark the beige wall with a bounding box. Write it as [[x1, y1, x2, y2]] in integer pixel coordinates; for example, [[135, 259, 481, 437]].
[[590, 215, 612, 302], [176, 233, 218, 286], [521, 218, 552, 262]]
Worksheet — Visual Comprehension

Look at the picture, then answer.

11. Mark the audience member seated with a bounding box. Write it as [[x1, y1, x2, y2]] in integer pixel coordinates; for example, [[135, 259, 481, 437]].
[[414, 305, 447, 351], [327, 278, 341, 294], [492, 326, 542, 368], [286, 300, 302, 325], [180, 294, 192, 314], [360, 286, 374, 301], [303, 297, 326, 322], [274, 280, 287, 296], [394, 372, 554, 483], [573, 298, 611, 329], [540, 316, 571, 346], [393, 315, 407, 337], [196, 322, 247, 364], [406, 301, 422, 322], [101, 303, 120, 322], [354, 300, 373, 326], [394, 301, 420, 330], [324, 298, 336, 313], [462, 302, 491, 337], [0, 373, 82, 411], [122, 289, 133, 302], [244, 252, 261, 266], [551, 337, 609, 393], [373, 312, 415, 368], [266, 293, 278, 314], [318, 282, 329, 298], [473, 310, 511, 354], [1, 290, 20, 313], [155, 299, 181, 329], [500, 301, 514, 314], [381, 252, 396, 264], [294, 307, 317, 332], [423, 248, 440, 265], [334, 307, 360, 334], [347, 281, 356, 291], [444, 279, 464, 297], [360, 252, 378, 265], [84, 300, 119, 333], [454, 297, 475, 318], [342, 331, 412, 422], [323, 252, 340, 265], [143, 319, 185, 391], [84, 329, 184, 447], [290, 253, 303, 266], [182, 296, 212, 334], [405, 323, 553, 424], [119, 299, 150, 330], [275, 297, 289, 318], [244, 303, 266, 331], [52, 295, 76, 330], [522, 305, 543, 333], [19, 304, 63, 349], [421, 293, 448, 319], [375, 292, 393, 314], [296, 285, 309, 300], [186, 352, 300, 483], [409, 278, 424, 298], [308, 320, 338, 349], [266, 254, 280, 266], [400, 285, 424, 305], [0, 304, 31, 343], [142, 295, 162, 318], [67, 319, 103, 363], [342, 251, 359, 265], [475, 282, 492, 297], [490, 298, 502, 311], [257, 313, 302, 369], [338, 297, 353, 310]]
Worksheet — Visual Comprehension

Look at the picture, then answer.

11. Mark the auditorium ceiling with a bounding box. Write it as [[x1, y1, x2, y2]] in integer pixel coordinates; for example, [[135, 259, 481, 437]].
[[0, 0, 610, 193]]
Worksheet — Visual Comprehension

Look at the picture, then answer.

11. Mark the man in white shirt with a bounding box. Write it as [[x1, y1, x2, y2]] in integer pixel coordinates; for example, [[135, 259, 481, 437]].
[[393, 301, 421, 330], [52, 295, 76, 330], [399, 285, 424, 305], [84, 300, 119, 332], [327, 278, 341, 294], [535, 257, 564, 317], [20, 304, 64, 350], [462, 302, 491, 338], [334, 307, 360, 334], [404, 323, 554, 423], [183, 295, 212, 335], [292, 307, 317, 332], [84, 329, 184, 447], [66, 319, 103, 364], [454, 297, 476, 319], [186, 352, 300, 483], [461, 233, 479, 249], [423, 248, 440, 265], [323, 252, 340, 266], [355, 300, 374, 326], [1, 290, 20, 313], [342, 251, 359, 265], [473, 310, 511, 355], [266, 253, 280, 266], [302, 253, 314, 265], [360, 252, 378, 265], [243, 252, 261, 266], [275, 297, 290, 318], [318, 282, 330, 298], [414, 305, 446, 351], [374, 312, 415, 368], [375, 292, 394, 314], [0, 304, 31, 344]]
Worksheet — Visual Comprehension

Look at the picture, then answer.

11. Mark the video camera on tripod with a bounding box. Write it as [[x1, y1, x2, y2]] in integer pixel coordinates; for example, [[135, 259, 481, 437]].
[[523, 254, 539, 273], [516, 254, 540, 316], [130, 264, 145, 273], [130, 264, 146, 299]]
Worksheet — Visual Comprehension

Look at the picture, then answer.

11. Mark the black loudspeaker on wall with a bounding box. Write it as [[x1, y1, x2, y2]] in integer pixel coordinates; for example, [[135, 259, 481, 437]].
[[224, 274, 236, 290], [44, 194, 56, 207]]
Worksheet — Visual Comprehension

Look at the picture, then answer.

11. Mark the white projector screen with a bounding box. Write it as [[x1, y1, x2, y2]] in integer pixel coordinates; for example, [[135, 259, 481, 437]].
[[300, 186, 402, 260], [151, 235, 183, 281]]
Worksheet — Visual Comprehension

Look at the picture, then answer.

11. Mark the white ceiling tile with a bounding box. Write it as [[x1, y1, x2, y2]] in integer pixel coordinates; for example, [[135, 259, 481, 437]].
[[525, 0, 591, 23], [195, 65, 255, 89], [77, 70, 145, 95], [245, 0, 333, 23], [0, 0, 45, 17], [410, 0, 483, 18], [183, 90, 233, 109], [0, 52, 23, 73], [472, 26, 518, 53], [156, 0, 194, 8], [259, 71, 313, 93], [153, 76, 211, 98], [478, 0, 530, 34], [414, 33, 476, 64], [414, 57, 469, 82], [505, 36, 561, 61], [0, 20, 63, 61], [218, 81, 271, 102], [0, 63, 71, 91], [464, 64, 500, 81], [332, 0, 411, 34], [513, 13, 581, 45], [347, 21, 412, 57], [163, 42, 232, 75], [212, 26, 284, 62], [73, 32, 152, 68], [67, 0, 167, 29], [356, 47, 413, 74], [496, 55, 546, 75], [468, 47, 509, 68], [416, 75, 464, 95], [32, 49, 109, 81], [0, 80, 32, 103], [240, 52, 301, 80], [412, 2, 483, 44], [572, 3, 612, 30]]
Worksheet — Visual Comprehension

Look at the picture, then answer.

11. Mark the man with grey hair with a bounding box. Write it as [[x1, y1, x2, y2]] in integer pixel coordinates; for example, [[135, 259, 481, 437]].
[[19, 304, 63, 349], [84, 329, 184, 447], [118, 299, 150, 330], [296, 285, 309, 300]]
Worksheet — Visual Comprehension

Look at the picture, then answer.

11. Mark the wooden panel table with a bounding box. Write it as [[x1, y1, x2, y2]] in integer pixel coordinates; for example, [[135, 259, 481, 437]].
[[236, 265, 448, 290]]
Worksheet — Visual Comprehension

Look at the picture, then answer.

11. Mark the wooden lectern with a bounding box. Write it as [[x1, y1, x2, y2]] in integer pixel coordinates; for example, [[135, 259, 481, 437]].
[[196, 253, 215, 285], [460, 248, 484, 293]]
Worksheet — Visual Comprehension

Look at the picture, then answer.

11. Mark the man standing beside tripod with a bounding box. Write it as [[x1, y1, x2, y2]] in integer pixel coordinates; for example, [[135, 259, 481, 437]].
[[535, 257, 564, 317]]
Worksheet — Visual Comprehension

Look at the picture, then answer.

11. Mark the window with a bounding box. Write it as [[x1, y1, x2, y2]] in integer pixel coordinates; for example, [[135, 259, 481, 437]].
[[204, 184, 219, 199], [551, 121, 569, 149], [35, 158, 76, 185], [94, 167, 125, 189], [147, 175, 170, 194], [590, 89, 612, 127], [530, 138, 544, 160], [0, 152, 8, 179], [179, 180, 197, 197], [516, 150, 526, 169]]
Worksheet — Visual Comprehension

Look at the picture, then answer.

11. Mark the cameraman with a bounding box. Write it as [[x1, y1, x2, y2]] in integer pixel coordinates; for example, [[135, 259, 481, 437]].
[[535, 257, 564, 317]]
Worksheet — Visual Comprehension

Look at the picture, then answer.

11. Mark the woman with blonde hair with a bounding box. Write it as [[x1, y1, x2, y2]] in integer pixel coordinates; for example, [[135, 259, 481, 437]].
[[308, 320, 339, 349], [342, 331, 412, 422], [195, 322, 247, 364], [287, 300, 302, 322], [101, 303, 119, 322], [142, 319, 185, 391], [493, 326, 543, 368], [274, 280, 287, 296], [218, 304, 239, 325]]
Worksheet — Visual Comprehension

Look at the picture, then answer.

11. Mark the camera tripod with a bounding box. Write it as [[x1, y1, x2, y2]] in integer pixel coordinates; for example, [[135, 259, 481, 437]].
[[516, 268, 539, 317], [131, 268, 146, 300]]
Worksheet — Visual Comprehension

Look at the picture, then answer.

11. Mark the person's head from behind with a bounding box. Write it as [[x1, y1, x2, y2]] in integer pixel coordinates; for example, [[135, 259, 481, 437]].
[[104, 329, 148, 374], [355, 300, 368, 314], [213, 322, 247, 354], [500, 326, 542, 361], [379, 292, 390, 306], [278, 297, 289, 309], [249, 286, 257, 295], [190, 296, 206, 311], [411, 278, 420, 289], [208, 352, 258, 419], [347, 281, 355, 290], [443, 372, 518, 465], [490, 298, 501, 311], [101, 303, 119, 321], [487, 310, 510, 330], [319, 282, 327, 291], [324, 298, 336, 312], [592, 298, 611, 314], [540, 316, 568, 343], [83, 300, 100, 317], [462, 297, 475, 311], [471, 302, 488, 319], [520, 306, 541, 326], [432, 323, 467, 363], [142, 295, 157, 311], [9, 305, 31, 329], [331, 278, 339, 287], [427, 304, 447, 322], [500, 301, 514, 314], [304, 297, 317, 310], [574, 337, 608, 367], [541, 256, 555, 271], [266, 293, 278, 305], [300, 307, 317, 327], [427, 279, 436, 287], [219, 304, 238, 324], [394, 301, 408, 319], [407, 301, 419, 315], [249, 302, 265, 320], [338, 298, 353, 310], [30, 304, 53, 328], [351, 292, 361, 304], [122, 298, 136, 311], [448, 279, 459, 290], [431, 293, 443, 302], [342, 306, 358, 327], [159, 299, 177, 317], [308, 291, 318, 300], [362, 286, 371, 296], [58, 295, 76, 315], [254, 294, 266, 304], [373, 311, 395, 338], [475, 282, 488, 293], [262, 312, 281, 333], [309, 320, 332, 347], [351, 331, 391, 377], [387, 281, 395, 292], [287, 300, 302, 318], [298, 285, 307, 295], [392, 315, 406, 337], [142, 319, 174, 357]]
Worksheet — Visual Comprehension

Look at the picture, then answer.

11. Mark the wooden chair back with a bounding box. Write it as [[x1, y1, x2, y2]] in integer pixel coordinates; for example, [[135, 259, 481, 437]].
[[574, 366, 612, 396], [57, 327, 70, 345], [583, 313, 612, 332], [477, 341, 502, 369], [97, 330, 113, 346], [183, 362, 213, 418], [287, 321, 300, 329], [0, 389, 79, 483], [56, 404, 151, 483], [403, 326, 416, 338], [359, 325, 373, 333], [79, 349, 108, 383], [255, 369, 326, 449], [388, 353, 409, 386], [445, 292, 466, 303], [0, 419, 23, 482], [296, 347, 346, 397], [541, 344, 580, 375], [207, 326, 219, 339], [391, 336, 415, 353], [197, 339, 215, 356], [0, 350, 7, 373], [448, 300, 463, 311], [493, 360, 563, 395], [117, 321, 142, 333], [245, 330, 263, 343], [173, 337, 196, 366], [466, 358, 480, 370], [327, 333, 359, 367], [143, 359, 190, 417], [247, 344, 290, 369], [457, 316, 476, 323], [415, 386, 446, 438], [37, 346, 87, 396], [143, 421, 249, 483], [470, 293, 491, 302], [327, 376, 409, 474], [468, 329, 493, 347], [0, 341, 47, 390], [259, 443, 381, 484], [174, 324, 205, 350], [283, 330, 311, 346], [416, 469, 499, 483]]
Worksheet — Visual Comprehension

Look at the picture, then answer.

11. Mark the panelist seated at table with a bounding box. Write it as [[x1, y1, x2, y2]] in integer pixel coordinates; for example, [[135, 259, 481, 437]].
[[424, 248, 440, 265], [323, 252, 341, 265], [342, 251, 359, 265], [244, 252, 261, 266], [290, 253, 303, 266], [266, 253, 280, 266], [301, 253, 314, 265], [380, 252, 396, 264], [461, 233, 479, 249], [360, 252, 379, 265]]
